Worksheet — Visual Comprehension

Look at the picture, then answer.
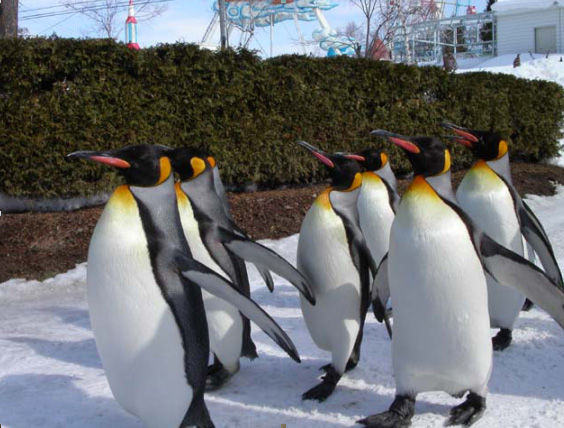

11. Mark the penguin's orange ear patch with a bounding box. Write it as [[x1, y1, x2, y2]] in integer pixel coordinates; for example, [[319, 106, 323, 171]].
[[497, 140, 508, 159], [380, 152, 388, 166], [440, 150, 451, 174], [207, 156, 216, 168], [157, 157, 172, 185], [190, 157, 207, 178], [90, 156, 131, 169]]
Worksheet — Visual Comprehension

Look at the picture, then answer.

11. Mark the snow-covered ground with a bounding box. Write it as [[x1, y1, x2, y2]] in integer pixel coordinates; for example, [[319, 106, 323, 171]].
[[2, 189, 564, 428], [2, 56, 564, 427]]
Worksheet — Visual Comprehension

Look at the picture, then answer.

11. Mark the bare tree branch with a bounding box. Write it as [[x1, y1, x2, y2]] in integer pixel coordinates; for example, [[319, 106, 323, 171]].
[[60, 0, 167, 40]]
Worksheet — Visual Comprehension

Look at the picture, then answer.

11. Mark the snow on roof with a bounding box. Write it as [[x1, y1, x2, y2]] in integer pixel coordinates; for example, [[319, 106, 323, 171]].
[[492, 0, 563, 14]]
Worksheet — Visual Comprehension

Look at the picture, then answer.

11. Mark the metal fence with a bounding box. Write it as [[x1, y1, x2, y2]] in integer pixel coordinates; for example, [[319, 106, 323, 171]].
[[392, 12, 496, 65]]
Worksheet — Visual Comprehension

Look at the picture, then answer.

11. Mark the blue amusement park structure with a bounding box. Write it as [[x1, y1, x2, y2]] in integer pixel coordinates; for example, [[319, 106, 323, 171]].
[[201, 0, 357, 57]]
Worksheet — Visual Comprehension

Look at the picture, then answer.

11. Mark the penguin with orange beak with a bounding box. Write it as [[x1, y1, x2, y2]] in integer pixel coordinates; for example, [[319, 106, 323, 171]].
[[441, 122, 564, 350], [68, 145, 301, 428], [296, 141, 378, 402], [362, 131, 564, 428], [168, 147, 315, 389], [341, 148, 399, 271]]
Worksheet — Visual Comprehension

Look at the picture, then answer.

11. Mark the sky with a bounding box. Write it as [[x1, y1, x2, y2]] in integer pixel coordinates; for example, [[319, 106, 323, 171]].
[[19, 0, 489, 57]]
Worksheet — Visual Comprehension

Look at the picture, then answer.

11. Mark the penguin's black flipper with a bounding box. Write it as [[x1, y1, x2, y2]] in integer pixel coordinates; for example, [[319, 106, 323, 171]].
[[179, 254, 301, 363], [256, 265, 275, 293], [216, 227, 316, 304], [371, 254, 393, 339], [229, 222, 276, 293], [479, 233, 564, 330], [519, 200, 564, 288], [503, 181, 564, 289], [382, 179, 401, 214]]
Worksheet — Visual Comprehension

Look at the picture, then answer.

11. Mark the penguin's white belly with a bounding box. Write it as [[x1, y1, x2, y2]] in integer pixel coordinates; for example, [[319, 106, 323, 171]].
[[358, 176, 395, 266], [390, 191, 491, 395], [87, 197, 191, 428], [297, 202, 360, 372], [178, 198, 242, 372], [457, 168, 525, 329]]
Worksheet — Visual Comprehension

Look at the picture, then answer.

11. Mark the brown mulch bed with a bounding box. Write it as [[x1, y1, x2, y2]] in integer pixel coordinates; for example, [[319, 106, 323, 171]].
[[1, 162, 563, 283]]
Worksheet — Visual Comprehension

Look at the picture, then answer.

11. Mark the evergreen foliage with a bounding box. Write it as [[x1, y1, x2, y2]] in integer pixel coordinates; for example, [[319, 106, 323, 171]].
[[0, 38, 562, 198]]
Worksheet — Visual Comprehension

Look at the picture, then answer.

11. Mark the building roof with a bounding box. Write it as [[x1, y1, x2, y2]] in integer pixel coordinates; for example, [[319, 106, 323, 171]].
[[493, 0, 562, 14]]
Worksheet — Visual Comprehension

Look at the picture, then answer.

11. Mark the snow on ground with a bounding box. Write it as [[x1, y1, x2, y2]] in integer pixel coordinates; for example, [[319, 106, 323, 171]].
[[2, 185, 564, 427]]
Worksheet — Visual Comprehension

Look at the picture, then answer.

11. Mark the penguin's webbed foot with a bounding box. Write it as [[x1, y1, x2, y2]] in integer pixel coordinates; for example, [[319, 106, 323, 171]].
[[356, 412, 411, 428], [522, 298, 534, 312], [180, 395, 215, 428], [446, 392, 486, 427], [205, 364, 237, 391], [492, 328, 512, 351], [302, 365, 341, 402], [357, 395, 415, 428]]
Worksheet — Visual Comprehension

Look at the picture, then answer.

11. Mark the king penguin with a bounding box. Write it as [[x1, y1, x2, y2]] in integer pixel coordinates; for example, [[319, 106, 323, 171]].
[[361, 131, 564, 428], [168, 147, 315, 389], [67, 144, 301, 428], [346, 148, 399, 268], [441, 122, 564, 350], [297, 141, 378, 402]]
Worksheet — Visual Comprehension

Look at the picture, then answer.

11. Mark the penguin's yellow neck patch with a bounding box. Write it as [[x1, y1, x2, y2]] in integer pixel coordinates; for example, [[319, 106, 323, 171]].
[[468, 159, 500, 182], [314, 173, 362, 210], [362, 171, 383, 184], [496, 140, 508, 160], [107, 185, 137, 212], [175, 182, 190, 208], [404, 175, 441, 202], [315, 187, 333, 210], [207, 156, 216, 168], [191, 157, 206, 179], [156, 157, 172, 185]]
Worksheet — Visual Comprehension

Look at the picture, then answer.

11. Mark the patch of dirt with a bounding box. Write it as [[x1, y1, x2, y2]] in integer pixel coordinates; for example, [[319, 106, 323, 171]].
[[1, 162, 563, 283]]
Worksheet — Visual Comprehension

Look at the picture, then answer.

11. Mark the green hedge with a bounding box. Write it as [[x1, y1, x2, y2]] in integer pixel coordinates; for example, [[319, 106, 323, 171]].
[[0, 37, 562, 198]]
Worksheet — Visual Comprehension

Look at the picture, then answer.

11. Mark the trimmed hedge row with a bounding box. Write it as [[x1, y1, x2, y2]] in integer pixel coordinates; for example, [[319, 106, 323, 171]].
[[0, 37, 563, 198]]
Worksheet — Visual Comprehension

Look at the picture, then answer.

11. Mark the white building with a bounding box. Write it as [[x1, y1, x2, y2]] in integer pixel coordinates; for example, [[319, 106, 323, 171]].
[[493, 0, 564, 55]]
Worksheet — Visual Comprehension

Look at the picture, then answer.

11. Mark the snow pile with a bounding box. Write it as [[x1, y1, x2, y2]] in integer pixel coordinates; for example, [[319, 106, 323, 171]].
[[2, 195, 564, 427], [458, 54, 564, 88], [492, 0, 563, 14]]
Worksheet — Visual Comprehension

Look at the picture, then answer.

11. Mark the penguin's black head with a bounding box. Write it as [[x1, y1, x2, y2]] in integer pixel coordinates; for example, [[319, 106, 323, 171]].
[[440, 122, 508, 161], [371, 130, 450, 177], [297, 141, 362, 191], [342, 148, 389, 172], [168, 147, 212, 182], [67, 144, 173, 187]]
